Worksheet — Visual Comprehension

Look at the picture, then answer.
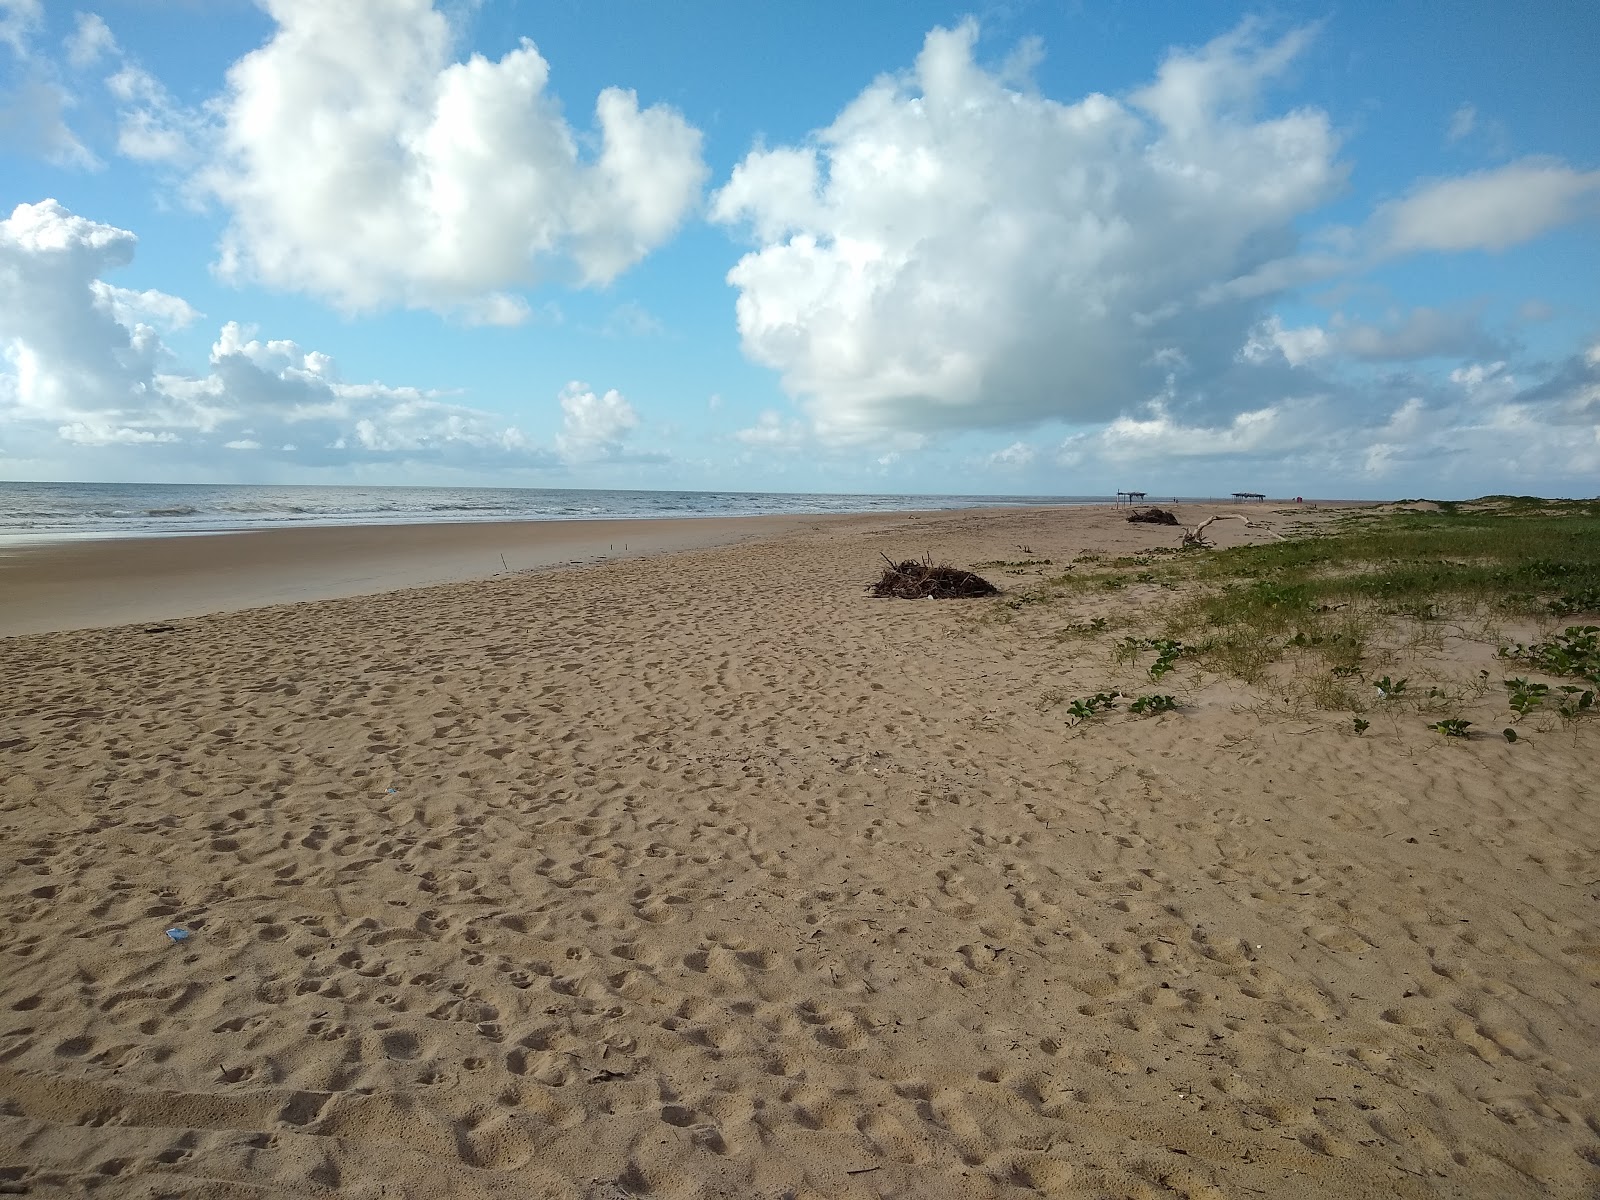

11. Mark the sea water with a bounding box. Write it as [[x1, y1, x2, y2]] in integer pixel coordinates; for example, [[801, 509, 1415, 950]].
[[0, 481, 1113, 544]]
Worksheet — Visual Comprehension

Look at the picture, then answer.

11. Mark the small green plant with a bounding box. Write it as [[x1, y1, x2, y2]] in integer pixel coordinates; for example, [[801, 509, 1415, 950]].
[[1555, 685, 1596, 722], [1501, 626, 1600, 679], [1549, 588, 1600, 617], [1429, 718, 1473, 738], [1352, 717, 1370, 735], [1065, 691, 1121, 723], [1128, 694, 1178, 716], [1375, 676, 1409, 701], [1503, 677, 1549, 719], [1147, 639, 1183, 681], [1331, 665, 1363, 678], [1118, 636, 1184, 680]]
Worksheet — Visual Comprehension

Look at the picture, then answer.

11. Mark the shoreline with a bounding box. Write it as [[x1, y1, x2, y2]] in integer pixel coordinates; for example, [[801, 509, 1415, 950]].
[[0, 512, 875, 637]]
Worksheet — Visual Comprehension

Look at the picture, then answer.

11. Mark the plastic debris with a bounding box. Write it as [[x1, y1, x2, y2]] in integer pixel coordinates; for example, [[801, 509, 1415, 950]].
[[165, 927, 191, 943]]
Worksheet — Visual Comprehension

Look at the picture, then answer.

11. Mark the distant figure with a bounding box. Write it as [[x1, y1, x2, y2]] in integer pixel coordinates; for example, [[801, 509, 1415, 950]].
[[1296, 496, 1303, 504]]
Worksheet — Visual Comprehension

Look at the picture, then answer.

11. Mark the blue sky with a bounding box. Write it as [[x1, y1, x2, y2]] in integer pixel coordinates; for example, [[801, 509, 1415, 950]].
[[1, 0, 1597, 498]]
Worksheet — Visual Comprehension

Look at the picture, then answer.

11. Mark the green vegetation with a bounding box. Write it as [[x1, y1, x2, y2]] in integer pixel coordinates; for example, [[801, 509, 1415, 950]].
[[1056, 616, 1109, 639], [1505, 677, 1548, 719], [1501, 625, 1600, 680], [1017, 499, 1600, 728], [1115, 636, 1185, 680], [974, 557, 1054, 572], [1128, 693, 1178, 716], [1131, 502, 1600, 698], [1064, 691, 1121, 723]]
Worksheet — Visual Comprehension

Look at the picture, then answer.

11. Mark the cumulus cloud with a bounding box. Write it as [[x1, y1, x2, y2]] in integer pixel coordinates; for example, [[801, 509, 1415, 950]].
[[1378, 161, 1600, 254], [554, 382, 660, 462], [0, 199, 564, 470], [712, 19, 1343, 441], [199, 0, 707, 316]]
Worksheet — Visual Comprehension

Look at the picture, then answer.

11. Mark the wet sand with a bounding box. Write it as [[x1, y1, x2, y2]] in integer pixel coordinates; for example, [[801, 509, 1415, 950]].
[[0, 515, 835, 637]]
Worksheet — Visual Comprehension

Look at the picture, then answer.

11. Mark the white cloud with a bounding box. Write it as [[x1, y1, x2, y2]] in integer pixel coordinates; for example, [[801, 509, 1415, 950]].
[[0, 0, 40, 55], [1337, 307, 1504, 362], [0, 199, 555, 469], [733, 409, 809, 449], [713, 20, 1343, 441], [90, 281, 201, 332], [1094, 400, 1316, 462], [554, 381, 658, 463], [1378, 160, 1600, 254], [65, 12, 115, 69], [199, 0, 707, 316], [107, 63, 200, 164], [1237, 316, 1330, 367], [58, 421, 178, 446], [1240, 307, 1506, 367], [985, 440, 1036, 469], [1446, 102, 1476, 144]]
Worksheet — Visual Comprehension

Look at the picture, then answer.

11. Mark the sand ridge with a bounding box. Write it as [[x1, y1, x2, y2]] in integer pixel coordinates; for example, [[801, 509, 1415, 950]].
[[1, 504, 1597, 1198]]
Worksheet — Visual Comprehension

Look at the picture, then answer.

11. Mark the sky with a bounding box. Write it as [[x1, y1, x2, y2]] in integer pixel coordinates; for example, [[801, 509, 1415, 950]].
[[1, 0, 1597, 499]]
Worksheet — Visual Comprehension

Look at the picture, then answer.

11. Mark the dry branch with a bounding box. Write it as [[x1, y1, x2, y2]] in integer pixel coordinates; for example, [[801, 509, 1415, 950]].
[[1180, 513, 1286, 549], [868, 554, 999, 599], [1127, 507, 1180, 525]]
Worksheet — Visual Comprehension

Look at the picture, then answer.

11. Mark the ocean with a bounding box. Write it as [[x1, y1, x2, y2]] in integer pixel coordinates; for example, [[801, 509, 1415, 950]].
[[0, 481, 1112, 544]]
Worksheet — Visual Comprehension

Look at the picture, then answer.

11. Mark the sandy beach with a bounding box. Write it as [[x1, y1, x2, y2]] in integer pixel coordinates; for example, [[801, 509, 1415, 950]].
[[0, 516, 837, 638], [1, 503, 1596, 1198]]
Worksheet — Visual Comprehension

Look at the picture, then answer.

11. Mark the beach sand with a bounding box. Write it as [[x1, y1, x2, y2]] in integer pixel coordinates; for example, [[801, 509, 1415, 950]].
[[1, 504, 1596, 1198], [0, 516, 832, 638]]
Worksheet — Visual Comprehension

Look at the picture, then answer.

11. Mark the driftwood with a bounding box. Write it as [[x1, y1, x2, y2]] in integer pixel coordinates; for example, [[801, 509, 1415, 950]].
[[868, 554, 999, 599], [1127, 507, 1180, 525], [1181, 513, 1285, 549]]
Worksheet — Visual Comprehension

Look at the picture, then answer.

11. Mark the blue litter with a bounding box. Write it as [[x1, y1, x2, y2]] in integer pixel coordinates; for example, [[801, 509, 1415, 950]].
[[166, 928, 190, 943]]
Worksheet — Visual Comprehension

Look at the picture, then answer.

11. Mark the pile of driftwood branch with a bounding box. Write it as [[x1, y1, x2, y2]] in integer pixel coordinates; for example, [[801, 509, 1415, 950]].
[[1127, 507, 1179, 525], [868, 554, 999, 599]]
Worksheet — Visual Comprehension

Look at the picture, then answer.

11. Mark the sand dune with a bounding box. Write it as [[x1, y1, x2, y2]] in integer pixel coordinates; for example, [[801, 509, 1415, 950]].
[[1, 505, 1596, 1198]]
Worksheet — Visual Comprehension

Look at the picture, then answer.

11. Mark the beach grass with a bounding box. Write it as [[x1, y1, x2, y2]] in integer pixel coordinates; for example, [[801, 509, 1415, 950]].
[[1024, 498, 1600, 707]]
